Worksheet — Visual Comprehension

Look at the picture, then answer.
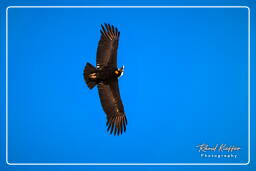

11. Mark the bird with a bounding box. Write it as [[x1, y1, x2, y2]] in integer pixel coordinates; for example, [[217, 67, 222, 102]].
[[83, 23, 127, 136]]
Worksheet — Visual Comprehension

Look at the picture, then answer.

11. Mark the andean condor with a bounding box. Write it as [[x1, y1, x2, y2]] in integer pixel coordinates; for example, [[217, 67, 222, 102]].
[[83, 23, 127, 136]]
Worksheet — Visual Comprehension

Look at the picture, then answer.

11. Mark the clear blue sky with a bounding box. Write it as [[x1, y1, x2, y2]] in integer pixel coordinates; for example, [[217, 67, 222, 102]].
[[0, 0, 255, 171]]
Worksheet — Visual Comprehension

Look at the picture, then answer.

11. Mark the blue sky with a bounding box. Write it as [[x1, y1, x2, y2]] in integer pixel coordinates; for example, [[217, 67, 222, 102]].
[[0, 0, 255, 171]]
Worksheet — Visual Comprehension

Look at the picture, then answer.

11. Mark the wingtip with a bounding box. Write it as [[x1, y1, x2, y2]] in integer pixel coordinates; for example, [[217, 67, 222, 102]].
[[106, 114, 127, 136], [100, 23, 120, 39]]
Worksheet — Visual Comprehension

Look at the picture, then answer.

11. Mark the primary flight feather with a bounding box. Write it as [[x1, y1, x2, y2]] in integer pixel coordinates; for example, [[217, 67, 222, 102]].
[[83, 23, 127, 136]]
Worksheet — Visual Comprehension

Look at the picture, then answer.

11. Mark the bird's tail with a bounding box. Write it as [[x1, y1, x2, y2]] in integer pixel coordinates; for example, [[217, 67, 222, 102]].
[[84, 62, 97, 89]]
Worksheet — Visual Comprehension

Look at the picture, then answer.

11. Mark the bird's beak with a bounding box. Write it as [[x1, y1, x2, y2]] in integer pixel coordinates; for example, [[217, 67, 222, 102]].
[[119, 65, 124, 77], [120, 65, 124, 72]]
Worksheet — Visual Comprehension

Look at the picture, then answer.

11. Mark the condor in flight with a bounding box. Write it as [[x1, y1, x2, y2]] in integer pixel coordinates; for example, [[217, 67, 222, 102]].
[[83, 24, 127, 136]]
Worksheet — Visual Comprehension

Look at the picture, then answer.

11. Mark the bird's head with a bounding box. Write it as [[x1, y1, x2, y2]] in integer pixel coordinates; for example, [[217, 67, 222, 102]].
[[114, 66, 124, 78]]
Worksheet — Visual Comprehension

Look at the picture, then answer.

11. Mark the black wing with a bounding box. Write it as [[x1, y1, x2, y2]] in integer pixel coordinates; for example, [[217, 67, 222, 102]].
[[96, 23, 120, 69], [98, 79, 127, 136]]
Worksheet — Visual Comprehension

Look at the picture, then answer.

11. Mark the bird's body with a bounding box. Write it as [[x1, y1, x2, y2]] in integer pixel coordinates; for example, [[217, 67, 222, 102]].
[[83, 24, 127, 136], [90, 66, 121, 82]]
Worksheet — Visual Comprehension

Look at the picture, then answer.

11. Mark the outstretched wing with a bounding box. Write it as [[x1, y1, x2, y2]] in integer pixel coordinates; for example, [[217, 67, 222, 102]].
[[96, 23, 120, 69], [98, 79, 127, 136]]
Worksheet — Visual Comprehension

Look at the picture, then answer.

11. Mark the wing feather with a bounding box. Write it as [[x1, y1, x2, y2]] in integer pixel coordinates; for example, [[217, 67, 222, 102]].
[[96, 23, 120, 69], [98, 79, 127, 136]]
